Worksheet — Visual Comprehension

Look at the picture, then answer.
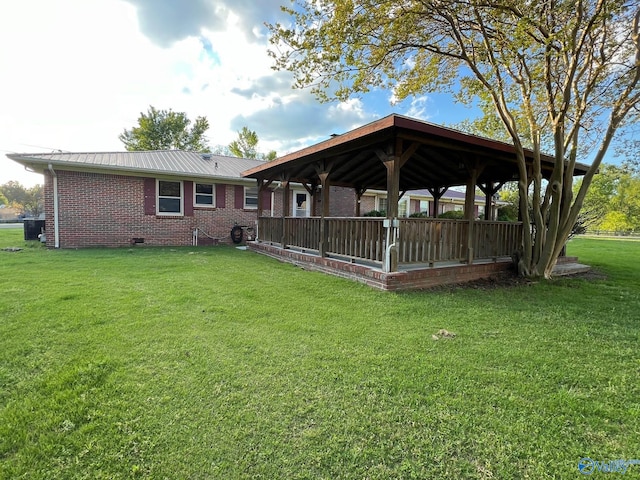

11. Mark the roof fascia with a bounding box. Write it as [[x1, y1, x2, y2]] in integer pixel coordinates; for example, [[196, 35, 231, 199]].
[[6, 156, 255, 185]]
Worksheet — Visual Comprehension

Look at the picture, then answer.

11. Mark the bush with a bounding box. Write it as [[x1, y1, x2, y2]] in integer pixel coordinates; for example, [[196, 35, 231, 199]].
[[438, 210, 465, 219], [497, 205, 518, 222], [409, 212, 431, 218], [363, 210, 386, 217]]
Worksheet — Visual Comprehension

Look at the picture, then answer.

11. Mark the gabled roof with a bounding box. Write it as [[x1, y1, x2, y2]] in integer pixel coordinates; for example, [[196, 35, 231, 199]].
[[6, 150, 265, 182]]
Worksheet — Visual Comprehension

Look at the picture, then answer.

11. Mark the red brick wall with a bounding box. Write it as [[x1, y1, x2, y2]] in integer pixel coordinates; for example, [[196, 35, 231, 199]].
[[43, 170, 276, 248], [327, 186, 356, 217], [359, 195, 376, 215]]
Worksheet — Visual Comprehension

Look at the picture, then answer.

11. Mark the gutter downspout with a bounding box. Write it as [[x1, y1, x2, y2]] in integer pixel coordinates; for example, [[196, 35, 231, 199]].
[[383, 218, 399, 273], [47, 164, 60, 248]]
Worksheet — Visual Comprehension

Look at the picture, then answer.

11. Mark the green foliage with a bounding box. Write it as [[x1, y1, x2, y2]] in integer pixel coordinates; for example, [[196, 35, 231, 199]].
[[268, 0, 640, 278], [0, 181, 43, 217], [363, 209, 385, 217], [577, 163, 640, 232], [0, 229, 639, 478], [409, 211, 430, 218], [228, 126, 277, 161], [438, 210, 464, 219], [497, 206, 518, 222], [600, 211, 634, 233], [119, 106, 211, 152]]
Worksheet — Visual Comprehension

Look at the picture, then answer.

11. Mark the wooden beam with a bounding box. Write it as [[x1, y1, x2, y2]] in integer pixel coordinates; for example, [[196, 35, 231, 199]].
[[399, 141, 420, 168]]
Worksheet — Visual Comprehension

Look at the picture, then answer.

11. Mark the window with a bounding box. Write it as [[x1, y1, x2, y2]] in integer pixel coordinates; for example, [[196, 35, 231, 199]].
[[419, 200, 429, 213], [244, 187, 258, 209], [398, 199, 409, 217], [194, 183, 215, 207], [377, 196, 409, 216], [157, 180, 183, 215], [377, 197, 388, 214]]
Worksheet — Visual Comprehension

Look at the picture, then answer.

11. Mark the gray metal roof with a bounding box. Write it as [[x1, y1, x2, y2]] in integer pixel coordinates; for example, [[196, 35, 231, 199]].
[[6, 150, 266, 181]]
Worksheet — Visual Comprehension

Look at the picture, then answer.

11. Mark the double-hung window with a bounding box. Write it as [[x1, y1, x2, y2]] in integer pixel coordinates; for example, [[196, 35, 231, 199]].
[[194, 183, 215, 207], [157, 180, 183, 215], [244, 187, 258, 210]]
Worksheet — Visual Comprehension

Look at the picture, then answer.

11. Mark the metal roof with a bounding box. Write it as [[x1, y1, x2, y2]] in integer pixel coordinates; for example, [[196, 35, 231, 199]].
[[6, 150, 266, 181]]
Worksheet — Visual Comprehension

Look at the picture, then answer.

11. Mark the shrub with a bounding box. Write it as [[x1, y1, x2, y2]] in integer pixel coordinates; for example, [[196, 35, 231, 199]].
[[363, 210, 386, 217], [409, 212, 430, 218], [438, 210, 465, 219]]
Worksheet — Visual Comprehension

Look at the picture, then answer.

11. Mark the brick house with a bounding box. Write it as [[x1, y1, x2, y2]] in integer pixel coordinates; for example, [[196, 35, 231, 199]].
[[360, 188, 496, 219], [6, 151, 281, 248], [7, 149, 497, 249]]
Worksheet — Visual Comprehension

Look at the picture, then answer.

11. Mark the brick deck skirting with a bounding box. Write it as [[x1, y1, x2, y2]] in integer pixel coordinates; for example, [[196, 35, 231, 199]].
[[248, 242, 515, 291]]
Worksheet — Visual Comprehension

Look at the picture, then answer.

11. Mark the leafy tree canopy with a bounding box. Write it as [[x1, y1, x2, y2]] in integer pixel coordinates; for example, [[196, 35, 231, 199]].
[[119, 106, 211, 152], [269, 0, 640, 277], [228, 126, 277, 161], [0, 181, 43, 217], [577, 163, 640, 232]]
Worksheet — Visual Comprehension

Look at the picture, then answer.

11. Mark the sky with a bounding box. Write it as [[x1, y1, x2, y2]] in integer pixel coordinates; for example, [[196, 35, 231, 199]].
[[0, 1, 630, 189], [0, 0, 480, 188]]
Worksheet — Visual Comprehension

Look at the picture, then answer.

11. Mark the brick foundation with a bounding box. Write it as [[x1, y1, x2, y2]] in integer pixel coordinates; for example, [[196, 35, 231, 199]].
[[248, 242, 515, 291]]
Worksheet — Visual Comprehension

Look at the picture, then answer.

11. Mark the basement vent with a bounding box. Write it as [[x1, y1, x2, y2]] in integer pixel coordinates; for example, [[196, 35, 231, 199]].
[[131, 237, 145, 244]]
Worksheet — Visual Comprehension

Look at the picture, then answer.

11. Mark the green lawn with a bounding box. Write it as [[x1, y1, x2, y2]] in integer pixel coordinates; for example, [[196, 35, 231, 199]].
[[1, 229, 639, 479]]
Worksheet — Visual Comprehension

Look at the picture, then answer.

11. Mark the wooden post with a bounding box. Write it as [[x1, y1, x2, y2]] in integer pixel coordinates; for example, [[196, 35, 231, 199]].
[[281, 179, 290, 248], [377, 141, 401, 272], [465, 169, 478, 264], [317, 166, 331, 257], [256, 178, 264, 218], [428, 186, 447, 218], [302, 180, 318, 216], [478, 181, 504, 221], [355, 187, 366, 217], [484, 182, 493, 221]]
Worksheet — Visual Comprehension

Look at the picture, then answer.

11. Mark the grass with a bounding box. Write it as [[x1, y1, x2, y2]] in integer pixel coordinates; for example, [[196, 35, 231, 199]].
[[0, 228, 639, 479]]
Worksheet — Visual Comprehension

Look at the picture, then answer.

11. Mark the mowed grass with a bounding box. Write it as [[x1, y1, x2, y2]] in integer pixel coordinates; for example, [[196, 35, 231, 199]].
[[0, 229, 639, 479]]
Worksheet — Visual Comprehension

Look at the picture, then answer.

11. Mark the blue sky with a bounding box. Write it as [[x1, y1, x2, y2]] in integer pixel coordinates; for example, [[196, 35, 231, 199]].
[[0, 0, 628, 188], [0, 0, 479, 187]]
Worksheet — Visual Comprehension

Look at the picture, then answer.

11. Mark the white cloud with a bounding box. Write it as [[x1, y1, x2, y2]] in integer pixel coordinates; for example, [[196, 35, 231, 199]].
[[0, 0, 405, 187]]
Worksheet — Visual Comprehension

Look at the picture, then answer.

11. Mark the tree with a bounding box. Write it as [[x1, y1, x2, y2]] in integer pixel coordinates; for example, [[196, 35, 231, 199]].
[[0, 181, 43, 217], [268, 1, 640, 278], [577, 163, 640, 232], [228, 126, 277, 161], [119, 106, 211, 152]]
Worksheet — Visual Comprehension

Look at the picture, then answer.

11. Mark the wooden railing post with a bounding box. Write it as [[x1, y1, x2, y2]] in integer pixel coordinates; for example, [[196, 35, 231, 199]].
[[317, 170, 331, 257], [281, 180, 290, 248]]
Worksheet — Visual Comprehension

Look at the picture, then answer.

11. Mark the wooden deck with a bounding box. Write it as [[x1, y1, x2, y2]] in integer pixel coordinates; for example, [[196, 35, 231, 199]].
[[252, 217, 524, 290], [257, 217, 522, 266]]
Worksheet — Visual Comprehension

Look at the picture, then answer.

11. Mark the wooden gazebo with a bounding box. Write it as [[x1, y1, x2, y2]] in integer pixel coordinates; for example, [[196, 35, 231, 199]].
[[242, 115, 588, 290]]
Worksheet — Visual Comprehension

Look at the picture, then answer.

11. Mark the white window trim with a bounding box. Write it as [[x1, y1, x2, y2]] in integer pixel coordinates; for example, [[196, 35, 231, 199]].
[[244, 186, 258, 210], [194, 182, 216, 208], [156, 179, 184, 216]]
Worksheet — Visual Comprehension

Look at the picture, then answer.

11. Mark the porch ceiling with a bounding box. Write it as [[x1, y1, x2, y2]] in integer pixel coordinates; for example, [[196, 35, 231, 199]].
[[242, 114, 590, 191]]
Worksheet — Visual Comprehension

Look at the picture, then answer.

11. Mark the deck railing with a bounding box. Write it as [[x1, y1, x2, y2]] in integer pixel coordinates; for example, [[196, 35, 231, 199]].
[[397, 218, 469, 264], [256, 216, 522, 267]]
